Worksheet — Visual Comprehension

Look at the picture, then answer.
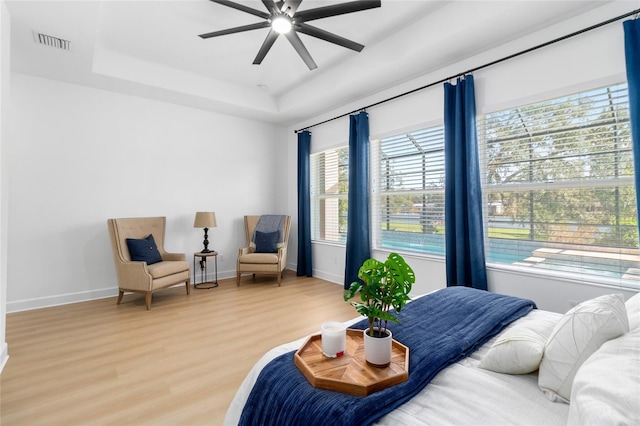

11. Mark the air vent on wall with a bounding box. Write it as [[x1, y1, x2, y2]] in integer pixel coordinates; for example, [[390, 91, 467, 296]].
[[33, 31, 71, 51]]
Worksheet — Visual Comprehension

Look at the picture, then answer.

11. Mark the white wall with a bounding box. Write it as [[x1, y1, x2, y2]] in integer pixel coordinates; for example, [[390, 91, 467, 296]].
[[4, 1, 638, 320], [6, 73, 287, 312], [1, 0, 11, 373], [286, 2, 639, 313]]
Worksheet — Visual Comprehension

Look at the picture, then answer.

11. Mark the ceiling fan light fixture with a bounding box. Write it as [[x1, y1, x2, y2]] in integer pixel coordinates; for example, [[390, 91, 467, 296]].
[[271, 16, 292, 34]]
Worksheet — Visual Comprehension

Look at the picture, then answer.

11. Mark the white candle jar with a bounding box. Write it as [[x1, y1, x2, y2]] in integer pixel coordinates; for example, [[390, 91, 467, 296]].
[[321, 322, 347, 358]]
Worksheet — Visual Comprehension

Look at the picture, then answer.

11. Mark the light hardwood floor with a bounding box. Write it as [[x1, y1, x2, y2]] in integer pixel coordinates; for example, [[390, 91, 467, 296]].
[[1, 273, 358, 425]]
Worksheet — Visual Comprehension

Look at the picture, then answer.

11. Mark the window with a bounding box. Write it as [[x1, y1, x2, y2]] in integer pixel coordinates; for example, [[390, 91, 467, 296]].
[[373, 126, 446, 255], [310, 82, 638, 288], [479, 83, 639, 286], [311, 147, 349, 243]]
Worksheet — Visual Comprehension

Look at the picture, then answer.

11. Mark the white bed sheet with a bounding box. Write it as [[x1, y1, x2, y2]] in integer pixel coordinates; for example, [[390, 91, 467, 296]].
[[224, 309, 568, 426]]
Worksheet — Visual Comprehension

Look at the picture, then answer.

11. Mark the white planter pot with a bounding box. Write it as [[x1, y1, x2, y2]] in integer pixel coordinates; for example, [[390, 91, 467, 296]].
[[363, 327, 393, 368]]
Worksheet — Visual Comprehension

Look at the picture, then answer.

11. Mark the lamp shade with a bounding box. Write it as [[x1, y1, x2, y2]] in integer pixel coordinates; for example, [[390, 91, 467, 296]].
[[194, 212, 217, 228]]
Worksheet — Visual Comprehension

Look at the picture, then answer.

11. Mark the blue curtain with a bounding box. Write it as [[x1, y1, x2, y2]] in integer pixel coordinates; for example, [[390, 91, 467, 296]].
[[344, 111, 371, 289], [297, 130, 313, 277], [443, 76, 488, 290], [624, 19, 640, 241]]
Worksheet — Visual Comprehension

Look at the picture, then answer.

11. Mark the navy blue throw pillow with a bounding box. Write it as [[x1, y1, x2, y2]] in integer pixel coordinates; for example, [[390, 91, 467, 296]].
[[126, 234, 162, 264], [254, 231, 279, 253]]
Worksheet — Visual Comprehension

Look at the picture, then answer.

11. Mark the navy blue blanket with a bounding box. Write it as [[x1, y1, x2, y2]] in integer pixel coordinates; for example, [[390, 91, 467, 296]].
[[239, 286, 535, 426], [255, 215, 286, 243]]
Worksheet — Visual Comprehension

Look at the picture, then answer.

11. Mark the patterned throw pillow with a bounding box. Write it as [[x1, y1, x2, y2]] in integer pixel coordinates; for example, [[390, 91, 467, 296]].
[[538, 293, 629, 403]]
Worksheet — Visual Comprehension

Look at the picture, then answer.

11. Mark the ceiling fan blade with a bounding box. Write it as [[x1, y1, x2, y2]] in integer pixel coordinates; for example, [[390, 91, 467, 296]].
[[261, 0, 279, 15], [297, 23, 364, 52], [295, 0, 381, 23], [209, 0, 271, 19], [198, 21, 270, 39], [284, 31, 317, 70], [253, 30, 280, 65]]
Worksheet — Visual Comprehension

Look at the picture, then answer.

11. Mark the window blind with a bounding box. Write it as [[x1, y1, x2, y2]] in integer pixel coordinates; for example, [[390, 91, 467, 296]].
[[478, 83, 639, 287], [310, 147, 349, 243], [373, 126, 446, 255]]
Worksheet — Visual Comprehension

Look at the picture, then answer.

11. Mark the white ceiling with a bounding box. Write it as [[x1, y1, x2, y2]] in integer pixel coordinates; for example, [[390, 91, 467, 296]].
[[5, 0, 620, 125]]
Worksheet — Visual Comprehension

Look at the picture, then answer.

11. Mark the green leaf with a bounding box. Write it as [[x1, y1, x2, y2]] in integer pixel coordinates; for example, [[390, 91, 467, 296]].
[[343, 253, 414, 332]]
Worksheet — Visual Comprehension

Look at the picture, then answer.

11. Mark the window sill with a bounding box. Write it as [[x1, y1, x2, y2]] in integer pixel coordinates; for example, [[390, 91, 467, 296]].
[[486, 261, 640, 292]]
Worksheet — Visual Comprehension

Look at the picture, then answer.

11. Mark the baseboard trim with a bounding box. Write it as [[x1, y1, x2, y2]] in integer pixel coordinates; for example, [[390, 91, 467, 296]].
[[0, 341, 8, 375], [7, 270, 242, 313], [7, 287, 120, 313], [312, 269, 343, 286], [285, 262, 344, 286], [194, 269, 236, 284]]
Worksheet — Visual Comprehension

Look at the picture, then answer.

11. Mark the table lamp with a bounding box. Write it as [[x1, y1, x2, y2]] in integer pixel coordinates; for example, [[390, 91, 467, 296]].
[[194, 212, 217, 253]]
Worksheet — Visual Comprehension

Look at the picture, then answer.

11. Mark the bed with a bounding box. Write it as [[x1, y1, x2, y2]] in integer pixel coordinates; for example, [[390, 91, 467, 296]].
[[225, 287, 640, 426]]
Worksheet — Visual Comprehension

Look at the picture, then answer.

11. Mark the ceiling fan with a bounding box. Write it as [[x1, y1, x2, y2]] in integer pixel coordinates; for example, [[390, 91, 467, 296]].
[[199, 0, 382, 70]]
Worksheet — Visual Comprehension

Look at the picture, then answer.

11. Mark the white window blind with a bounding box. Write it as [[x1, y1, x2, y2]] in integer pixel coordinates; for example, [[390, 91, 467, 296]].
[[479, 83, 639, 287], [310, 147, 349, 243], [373, 126, 446, 255]]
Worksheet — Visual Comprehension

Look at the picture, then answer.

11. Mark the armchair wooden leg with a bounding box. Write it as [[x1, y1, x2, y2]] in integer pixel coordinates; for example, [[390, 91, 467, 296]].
[[277, 271, 282, 287], [185, 280, 191, 295], [237, 272, 241, 286], [145, 292, 152, 310], [117, 290, 124, 305]]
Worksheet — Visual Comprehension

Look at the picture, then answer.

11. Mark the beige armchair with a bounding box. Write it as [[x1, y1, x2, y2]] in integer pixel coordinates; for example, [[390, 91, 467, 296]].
[[107, 217, 190, 310], [237, 215, 291, 286]]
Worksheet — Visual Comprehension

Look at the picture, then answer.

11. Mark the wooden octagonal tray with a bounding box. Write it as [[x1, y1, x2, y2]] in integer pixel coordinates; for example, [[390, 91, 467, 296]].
[[294, 328, 409, 396]]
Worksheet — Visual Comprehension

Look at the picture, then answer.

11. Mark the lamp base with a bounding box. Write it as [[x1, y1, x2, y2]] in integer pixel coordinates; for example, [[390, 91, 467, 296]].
[[200, 227, 212, 254]]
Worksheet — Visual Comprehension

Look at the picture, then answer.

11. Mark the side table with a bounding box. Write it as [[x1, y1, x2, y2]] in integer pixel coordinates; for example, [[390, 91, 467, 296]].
[[193, 251, 218, 289]]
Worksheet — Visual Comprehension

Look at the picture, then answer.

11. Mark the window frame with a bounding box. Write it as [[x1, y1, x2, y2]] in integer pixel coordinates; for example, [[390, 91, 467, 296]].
[[478, 82, 638, 289]]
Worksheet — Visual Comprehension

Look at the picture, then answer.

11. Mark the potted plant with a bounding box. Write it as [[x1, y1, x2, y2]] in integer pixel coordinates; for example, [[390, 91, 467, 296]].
[[344, 252, 415, 367]]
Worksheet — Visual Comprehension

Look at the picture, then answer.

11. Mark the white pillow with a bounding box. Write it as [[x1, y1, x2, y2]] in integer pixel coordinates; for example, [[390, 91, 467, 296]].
[[567, 326, 640, 425], [538, 293, 629, 403], [625, 292, 640, 330], [480, 313, 559, 374]]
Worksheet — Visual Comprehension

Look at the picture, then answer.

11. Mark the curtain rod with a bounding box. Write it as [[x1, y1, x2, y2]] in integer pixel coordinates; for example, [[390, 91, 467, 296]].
[[294, 7, 640, 134]]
